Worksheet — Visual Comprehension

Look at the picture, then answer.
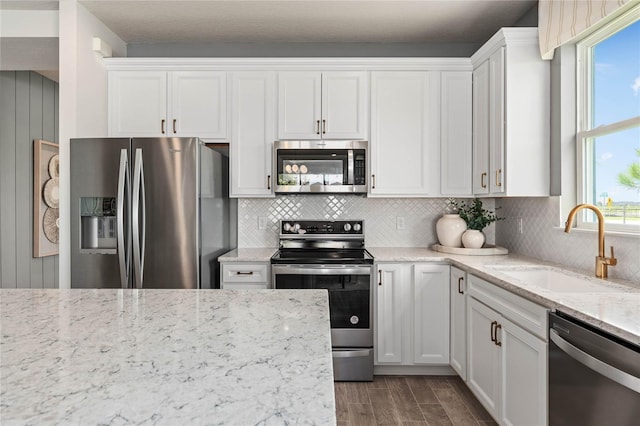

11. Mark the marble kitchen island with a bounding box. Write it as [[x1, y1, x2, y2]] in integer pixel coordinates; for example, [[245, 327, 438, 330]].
[[0, 289, 336, 425]]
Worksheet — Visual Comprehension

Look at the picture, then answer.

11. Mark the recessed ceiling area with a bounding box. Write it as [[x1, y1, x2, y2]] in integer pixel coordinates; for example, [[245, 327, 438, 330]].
[[80, 0, 538, 44]]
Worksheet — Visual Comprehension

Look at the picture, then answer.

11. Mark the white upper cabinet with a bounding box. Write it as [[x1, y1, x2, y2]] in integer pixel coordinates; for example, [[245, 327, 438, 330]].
[[440, 71, 473, 196], [109, 71, 227, 139], [471, 28, 550, 197], [277, 71, 367, 140], [230, 71, 275, 197], [109, 71, 167, 137], [169, 71, 227, 138], [370, 71, 440, 197], [472, 61, 491, 194]]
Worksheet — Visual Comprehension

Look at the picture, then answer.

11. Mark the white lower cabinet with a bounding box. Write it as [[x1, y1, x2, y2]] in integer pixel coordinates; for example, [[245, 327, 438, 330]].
[[467, 274, 548, 426], [450, 266, 467, 380], [375, 263, 449, 366], [220, 262, 270, 289]]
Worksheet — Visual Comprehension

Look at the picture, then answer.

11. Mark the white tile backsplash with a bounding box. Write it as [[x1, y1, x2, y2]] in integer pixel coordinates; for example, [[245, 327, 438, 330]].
[[238, 196, 495, 249], [496, 197, 640, 283]]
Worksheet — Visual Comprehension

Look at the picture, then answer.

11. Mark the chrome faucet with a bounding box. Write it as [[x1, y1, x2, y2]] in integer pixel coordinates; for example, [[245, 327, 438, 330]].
[[564, 204, 617, 279]]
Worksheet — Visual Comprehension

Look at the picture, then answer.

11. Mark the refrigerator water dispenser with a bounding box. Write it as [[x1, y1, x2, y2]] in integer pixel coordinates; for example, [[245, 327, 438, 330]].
[[80, 197, 116, 252]]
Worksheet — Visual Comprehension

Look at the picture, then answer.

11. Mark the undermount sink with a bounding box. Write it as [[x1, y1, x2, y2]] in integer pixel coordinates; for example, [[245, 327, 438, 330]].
[[485, 265, 621, 293]]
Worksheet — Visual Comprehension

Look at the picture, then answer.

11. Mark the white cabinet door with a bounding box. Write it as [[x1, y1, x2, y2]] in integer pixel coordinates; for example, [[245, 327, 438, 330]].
[[109, 71, 167, 137], [277, 72, 321, 139], [467, 297, 501, 420], [500, 316, 547, 426], [471, 29, 549, 197], [450, 266, 467, 380], [440, 71, 472, 196], [321, 72, 368, 139], [413, 264, 450, 365], [230, 71, 275, 197], [489, 48, 505, 194], [169, 71, 227, 139], [472, 61, 490, 194], [376, 264, 405, 363], [370, 71, 439, 196]]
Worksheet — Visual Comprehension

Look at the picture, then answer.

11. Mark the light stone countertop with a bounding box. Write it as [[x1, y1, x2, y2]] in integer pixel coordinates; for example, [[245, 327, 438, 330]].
[[0, 289, 336, 426], [218, 248, 277, 262], [368, 247, 640, 345]]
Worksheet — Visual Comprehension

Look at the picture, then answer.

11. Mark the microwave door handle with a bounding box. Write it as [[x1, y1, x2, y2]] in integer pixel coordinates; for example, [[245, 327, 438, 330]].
[[347, 149, 354, 185]]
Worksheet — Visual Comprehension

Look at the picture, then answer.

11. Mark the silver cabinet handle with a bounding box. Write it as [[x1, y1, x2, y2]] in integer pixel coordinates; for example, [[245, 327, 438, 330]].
[[161, 119, 165, 134], [267, 175, 271, 190], [378, 270, 382, 286], [322, 119, 326, 134], [372, 174, 376, 189], [316, 120, 320, 135], [458, 276, 464, 294], [550, 329, 640, 393], [132, 148, 146, 289], [236, 271, 254, 275], [116, 149, 130, 289], [172, 119, 177, 134]]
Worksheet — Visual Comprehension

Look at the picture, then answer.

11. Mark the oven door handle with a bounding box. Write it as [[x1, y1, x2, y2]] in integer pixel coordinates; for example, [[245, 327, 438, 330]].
[[550, 329, 640, 393], [272, 265, 372, 275]]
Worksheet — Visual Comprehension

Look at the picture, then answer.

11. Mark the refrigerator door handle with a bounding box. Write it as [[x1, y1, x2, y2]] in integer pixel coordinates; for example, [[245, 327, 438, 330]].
[[132, 148, 146, 289], [116, 149, 129, 288]]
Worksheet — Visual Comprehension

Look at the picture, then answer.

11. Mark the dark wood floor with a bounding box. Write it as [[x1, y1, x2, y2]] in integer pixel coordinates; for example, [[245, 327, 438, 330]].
[[334, 375, 497, 426]]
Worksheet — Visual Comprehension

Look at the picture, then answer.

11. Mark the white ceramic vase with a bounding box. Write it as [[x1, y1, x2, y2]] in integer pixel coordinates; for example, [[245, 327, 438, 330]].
[[461, 229, 485, 249], [436, 214, 467, 247]]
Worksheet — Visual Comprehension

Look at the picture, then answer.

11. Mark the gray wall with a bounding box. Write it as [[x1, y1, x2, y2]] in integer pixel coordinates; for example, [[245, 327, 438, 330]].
[[0, 71, 59, 288], [126, 42, 482, 58]]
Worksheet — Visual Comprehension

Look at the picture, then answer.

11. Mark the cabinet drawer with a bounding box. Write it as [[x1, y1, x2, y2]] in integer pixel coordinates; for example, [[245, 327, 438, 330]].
[[222, 282, 268, 290], [222, 264, 268, 283], [468, 274, 548, 340]]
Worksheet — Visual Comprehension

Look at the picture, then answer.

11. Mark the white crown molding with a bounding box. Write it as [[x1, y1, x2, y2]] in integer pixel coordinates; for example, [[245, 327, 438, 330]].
[[103, 57, 473, 72], [470, 27, 539, 67]]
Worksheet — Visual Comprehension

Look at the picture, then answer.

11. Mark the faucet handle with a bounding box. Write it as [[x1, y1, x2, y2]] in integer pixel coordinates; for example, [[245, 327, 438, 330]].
[[607, 246, 617, 265]]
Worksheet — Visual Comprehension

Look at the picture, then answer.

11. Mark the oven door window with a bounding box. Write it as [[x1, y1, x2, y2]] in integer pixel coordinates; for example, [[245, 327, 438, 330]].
[[275, 273, 370, 329], [276, 149, 348, 186]]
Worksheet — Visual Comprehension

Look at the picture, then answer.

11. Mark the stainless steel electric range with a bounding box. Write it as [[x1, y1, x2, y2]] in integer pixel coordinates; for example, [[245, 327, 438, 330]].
[[271, 220, 374, 381]]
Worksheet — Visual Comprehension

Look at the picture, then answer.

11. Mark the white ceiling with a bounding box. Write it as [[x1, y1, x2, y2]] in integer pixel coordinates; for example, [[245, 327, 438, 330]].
[[79, 0, 538, 44]]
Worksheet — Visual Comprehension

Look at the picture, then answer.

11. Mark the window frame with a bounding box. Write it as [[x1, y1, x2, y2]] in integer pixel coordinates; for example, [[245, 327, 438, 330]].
[[576, 7, 640, 234]]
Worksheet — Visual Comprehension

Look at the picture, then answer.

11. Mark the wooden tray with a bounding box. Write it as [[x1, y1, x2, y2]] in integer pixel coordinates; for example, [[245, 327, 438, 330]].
[[431, 244, 508, 256]]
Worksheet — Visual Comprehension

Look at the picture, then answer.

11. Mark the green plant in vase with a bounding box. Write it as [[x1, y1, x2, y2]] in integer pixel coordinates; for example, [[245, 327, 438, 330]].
[[452, 198, 503, 248]]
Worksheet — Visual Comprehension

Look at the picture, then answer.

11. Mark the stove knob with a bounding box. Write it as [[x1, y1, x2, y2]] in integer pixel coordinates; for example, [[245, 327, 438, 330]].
[[293, 223, 301, 232], [344, 223, 352, 232], [283, 223, 291, 232], [353, 223, 361, 232]]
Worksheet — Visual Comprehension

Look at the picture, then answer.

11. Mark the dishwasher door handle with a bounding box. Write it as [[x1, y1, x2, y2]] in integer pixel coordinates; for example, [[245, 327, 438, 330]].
[[332, 350, 371, 359], [550, 329, 640, 393]]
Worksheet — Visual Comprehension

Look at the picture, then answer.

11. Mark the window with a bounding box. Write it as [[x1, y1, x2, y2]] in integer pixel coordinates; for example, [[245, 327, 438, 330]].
[[577, 10, 640, 233]]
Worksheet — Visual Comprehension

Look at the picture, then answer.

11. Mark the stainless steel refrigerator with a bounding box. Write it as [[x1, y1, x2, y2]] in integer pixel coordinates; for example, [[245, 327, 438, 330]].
[[70, 137, 236, 289]]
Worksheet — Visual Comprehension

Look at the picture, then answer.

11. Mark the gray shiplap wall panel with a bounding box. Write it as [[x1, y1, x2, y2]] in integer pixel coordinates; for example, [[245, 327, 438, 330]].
[[1, 72, 17, 288], [29, 73, 44, 288], [0, 71, 59, 288], [17, 72, 33, 288]]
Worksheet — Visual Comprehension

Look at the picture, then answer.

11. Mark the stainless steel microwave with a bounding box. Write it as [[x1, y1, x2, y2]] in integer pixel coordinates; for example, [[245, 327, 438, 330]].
[[273, 140, 368, 194]]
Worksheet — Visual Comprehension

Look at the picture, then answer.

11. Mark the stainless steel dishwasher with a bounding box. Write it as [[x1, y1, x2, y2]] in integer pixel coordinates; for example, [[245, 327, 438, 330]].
[[549, 311, 640, 425]]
